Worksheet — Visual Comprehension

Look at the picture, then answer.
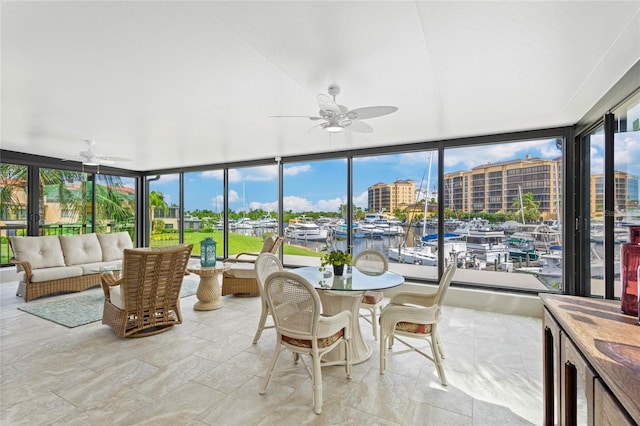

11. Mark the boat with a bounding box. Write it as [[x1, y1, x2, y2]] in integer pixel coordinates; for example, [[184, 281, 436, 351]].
[[332, 223, 366, 239], [511, 223, 562, 252], [388, 239, 467, 266], [285, 217, 328, 241], [256, 215, 278, 228], [458, 228, 510, 264], [232, 217, 255, 229], [506, 236, 540, 261]]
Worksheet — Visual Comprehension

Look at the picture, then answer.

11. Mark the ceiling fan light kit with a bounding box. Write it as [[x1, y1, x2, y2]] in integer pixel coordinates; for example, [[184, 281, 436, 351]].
[[323, 123, 345, 133], [271, 85, 398, 133]]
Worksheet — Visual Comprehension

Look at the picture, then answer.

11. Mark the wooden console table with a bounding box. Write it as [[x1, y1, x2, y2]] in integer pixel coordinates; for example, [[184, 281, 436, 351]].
[[540, 294, 640, 425]]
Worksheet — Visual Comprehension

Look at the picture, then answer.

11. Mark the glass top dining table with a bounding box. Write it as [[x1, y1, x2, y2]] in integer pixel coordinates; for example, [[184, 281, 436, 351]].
[[292, 265, 405, 292], [291, 266, 405, 364]]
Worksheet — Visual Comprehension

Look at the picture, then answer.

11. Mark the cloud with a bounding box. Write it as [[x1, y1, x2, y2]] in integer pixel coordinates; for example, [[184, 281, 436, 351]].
[[444, 139, 562, 170], [228, 190, 240, 203], [614, 134, 640, 170], [155, 174, 179, 184], [352, 191, 368, 208], [283, 196, 314, 212], [316, 197, 344, 212], [249, 201, 278, 212], [283, 164, 312, 176], [201, 170, 223, 180], [227, 166, 278, 183], [209, 194, 224, 210]]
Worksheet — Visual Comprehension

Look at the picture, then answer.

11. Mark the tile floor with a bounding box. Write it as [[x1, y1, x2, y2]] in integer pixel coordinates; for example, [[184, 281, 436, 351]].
[[0, 276, 543, 425]]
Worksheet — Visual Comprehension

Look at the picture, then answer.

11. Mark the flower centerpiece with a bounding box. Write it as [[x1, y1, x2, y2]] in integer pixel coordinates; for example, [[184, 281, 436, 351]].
[[320, 249, 353, 276]]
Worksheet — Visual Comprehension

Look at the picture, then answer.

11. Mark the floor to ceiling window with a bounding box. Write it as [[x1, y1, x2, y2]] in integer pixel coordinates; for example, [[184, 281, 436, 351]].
[[184, 170, 225, 259], [282, 158, 346, 265], [227, 165, 278, 257], [613, 92, 640, 303], [148, 174, 181, 247], [0, 163, 28, 265], [443, 138, 564, 292], [39, 168, 93, 236], [352, 151, 440, 279], [586, 125, 607, 297], [94, 174, 136, 243]]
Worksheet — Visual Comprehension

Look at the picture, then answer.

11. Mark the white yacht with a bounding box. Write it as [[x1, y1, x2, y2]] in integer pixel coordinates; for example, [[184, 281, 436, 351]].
[[388, 239, 467, 266], [285, 218, 328, 241]]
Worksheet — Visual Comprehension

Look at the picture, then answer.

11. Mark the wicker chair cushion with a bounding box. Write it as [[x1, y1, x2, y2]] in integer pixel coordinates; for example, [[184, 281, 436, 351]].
[[225, 262, 255, 279], [28, 266, 83, 282], [261, 236, 277, 253], [109, 285, 125, 309], [395, 321, 433, 334], [362, 290, 383, 305], [60, 234, 103, 265], [10, 236, 66, 269], [97, 232, 133, 261], [282, 328, 345, 348]]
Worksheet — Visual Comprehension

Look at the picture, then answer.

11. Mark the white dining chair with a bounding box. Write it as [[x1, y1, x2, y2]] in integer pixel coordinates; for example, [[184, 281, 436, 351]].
[[353, 249, 388, 340]]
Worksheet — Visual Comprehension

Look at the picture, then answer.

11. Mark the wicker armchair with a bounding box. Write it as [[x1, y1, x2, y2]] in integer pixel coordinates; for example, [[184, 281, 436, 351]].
[[260, 271, 351, 415], [353, 249, 388, 340], [101, 244, 193, 338], [379, 262, 456, 384], [222, 235, 283, 296]]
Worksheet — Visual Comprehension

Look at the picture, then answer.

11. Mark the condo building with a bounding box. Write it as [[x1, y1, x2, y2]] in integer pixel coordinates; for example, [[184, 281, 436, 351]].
[[367, 179, 415, 213], [444, 155, 563, 221]]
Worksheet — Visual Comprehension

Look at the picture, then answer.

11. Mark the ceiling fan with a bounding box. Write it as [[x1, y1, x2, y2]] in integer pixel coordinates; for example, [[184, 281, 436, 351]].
[[70, 140, 131, 168], [272, 85, 398, 133]]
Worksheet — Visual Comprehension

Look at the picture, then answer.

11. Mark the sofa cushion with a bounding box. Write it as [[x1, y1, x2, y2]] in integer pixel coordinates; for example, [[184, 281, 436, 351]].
[[29, 266, 84, 283], [97, 232, 133, 262], [10, 236, 66, 269], [77, 262, 122, 275], [60, 234, 103, 266]]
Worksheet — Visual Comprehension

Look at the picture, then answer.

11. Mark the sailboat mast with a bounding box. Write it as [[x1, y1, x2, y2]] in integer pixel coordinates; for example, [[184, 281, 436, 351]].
[[423, 151, 433, 236], [518, 185, 525, 224]]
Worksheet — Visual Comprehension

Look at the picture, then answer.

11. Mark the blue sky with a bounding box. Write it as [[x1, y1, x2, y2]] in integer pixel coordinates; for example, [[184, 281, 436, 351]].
[[146, 135, 639, 214]]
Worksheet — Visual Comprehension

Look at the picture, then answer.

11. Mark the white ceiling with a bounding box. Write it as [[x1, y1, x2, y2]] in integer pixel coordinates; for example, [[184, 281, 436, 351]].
[[2, 1, 639, 172]]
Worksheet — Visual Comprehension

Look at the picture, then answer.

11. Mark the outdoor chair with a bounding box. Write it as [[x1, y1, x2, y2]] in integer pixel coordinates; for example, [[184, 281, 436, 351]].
[[222, 235, 283, 296], [101, 244, 193, 338], [252, 252, 283, 344], [379, 261, 456, 385], [260, 271, 352, 415], [353, 249, 388, 340]]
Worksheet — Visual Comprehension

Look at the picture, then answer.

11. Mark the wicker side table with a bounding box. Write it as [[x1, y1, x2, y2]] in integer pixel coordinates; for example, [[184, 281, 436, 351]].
[[187, 264, 230, 311]]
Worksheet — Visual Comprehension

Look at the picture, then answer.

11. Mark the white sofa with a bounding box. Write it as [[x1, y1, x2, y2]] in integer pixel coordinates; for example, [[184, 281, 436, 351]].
[[9, 232, 133, 302]]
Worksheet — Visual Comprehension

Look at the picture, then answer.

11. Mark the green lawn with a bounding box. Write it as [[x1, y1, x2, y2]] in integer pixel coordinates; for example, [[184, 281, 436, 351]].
[[155, 231, 322, 258]]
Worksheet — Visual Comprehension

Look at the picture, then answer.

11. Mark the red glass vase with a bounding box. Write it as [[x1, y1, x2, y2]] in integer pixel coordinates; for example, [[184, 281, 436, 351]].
[[620, 226, 640, 316]]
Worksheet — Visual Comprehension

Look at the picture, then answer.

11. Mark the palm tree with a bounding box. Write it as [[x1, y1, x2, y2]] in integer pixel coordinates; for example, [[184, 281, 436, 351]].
[[511, 191, 541, 223], [149, 190, 169, 232], [0, 163, 134, 233]]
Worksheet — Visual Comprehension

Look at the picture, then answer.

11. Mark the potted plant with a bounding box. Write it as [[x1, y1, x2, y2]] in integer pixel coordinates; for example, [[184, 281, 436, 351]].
[[320, 249, 353, 276]]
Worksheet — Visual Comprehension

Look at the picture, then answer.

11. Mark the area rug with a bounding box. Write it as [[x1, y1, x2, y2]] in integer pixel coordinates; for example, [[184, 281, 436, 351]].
[[17, 278, 200, 328]]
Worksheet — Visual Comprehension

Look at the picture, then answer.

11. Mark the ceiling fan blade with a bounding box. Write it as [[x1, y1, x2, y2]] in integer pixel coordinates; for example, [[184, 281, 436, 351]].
[[307, 122, 326, 133], [270, 115, 322, 120], [346, 120, 374, 133], [347, 106, 398, 120], [94, 159, 116, 165], [316, 94, 341, 114], [98, 156, 131, 162]]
